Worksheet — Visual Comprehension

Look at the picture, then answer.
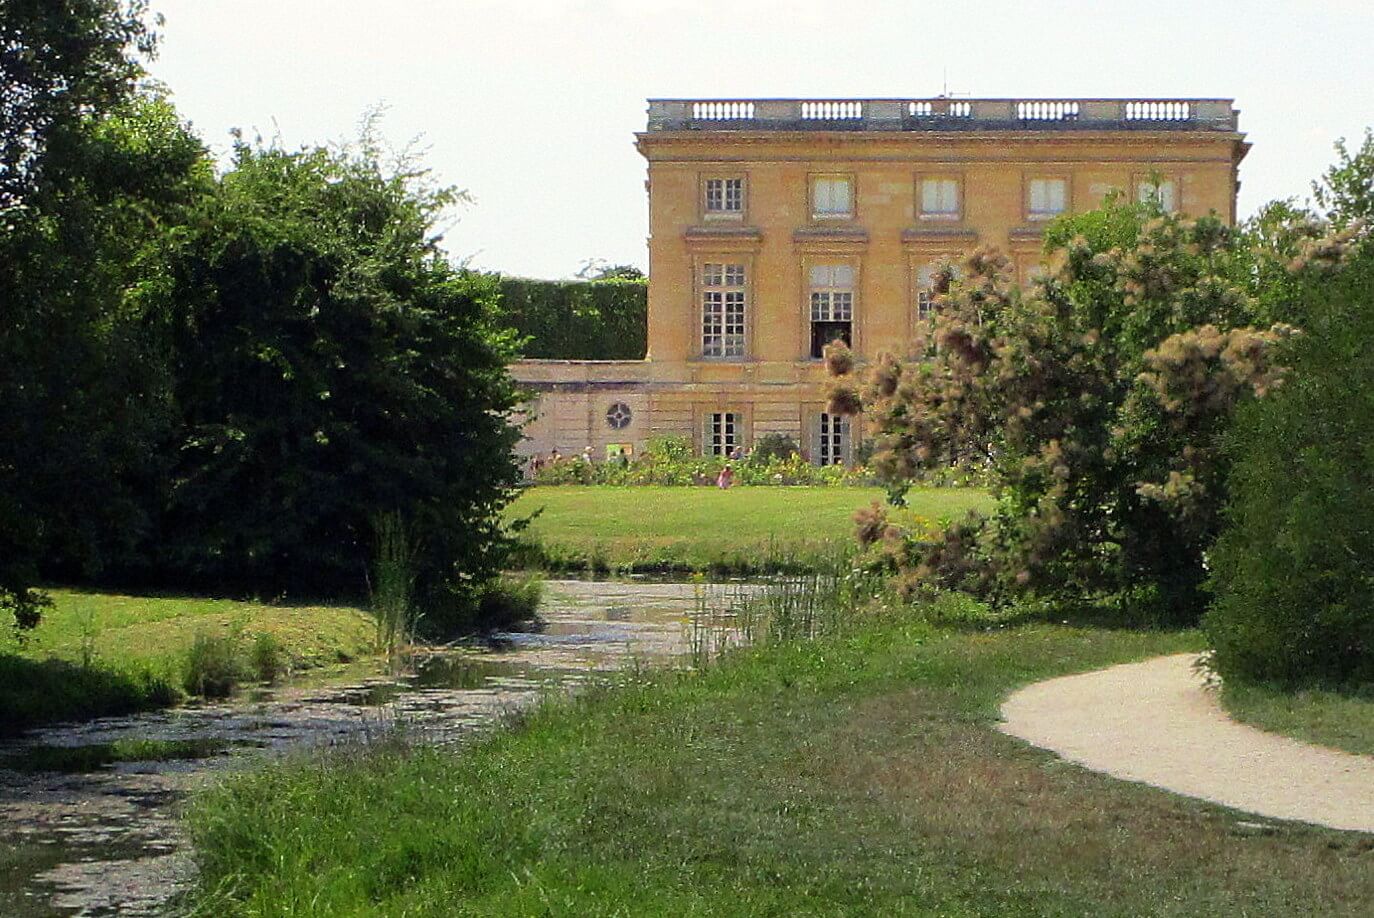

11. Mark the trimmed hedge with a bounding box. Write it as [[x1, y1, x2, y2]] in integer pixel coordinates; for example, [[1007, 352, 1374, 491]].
[[500, 277, 647, 360]]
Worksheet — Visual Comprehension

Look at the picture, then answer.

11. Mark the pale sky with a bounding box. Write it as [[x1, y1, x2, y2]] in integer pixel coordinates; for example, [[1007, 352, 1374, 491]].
[[148, 0, 1374, 279]]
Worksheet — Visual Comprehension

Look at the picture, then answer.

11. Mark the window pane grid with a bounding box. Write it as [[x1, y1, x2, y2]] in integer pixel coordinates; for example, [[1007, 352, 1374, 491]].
[[818, 412, 847, 466], [706, 178, 744, 213], [702, 263, 746, 358], [709, 412, 739, 456]]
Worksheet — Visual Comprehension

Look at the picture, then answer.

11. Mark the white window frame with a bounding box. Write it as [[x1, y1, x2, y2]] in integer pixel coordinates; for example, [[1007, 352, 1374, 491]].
[[919, 176, 961, 220], [809, 264, 854, 322], [811, 175, 854, 219], [916, 261, 960, 321], [807, 262, 855, 359], [704, 176, 745, 219], [1027, 177, 1068, 220], [701, 262, 747, 359], [707, 411, 741, 457], [816, 412, 849, 466]]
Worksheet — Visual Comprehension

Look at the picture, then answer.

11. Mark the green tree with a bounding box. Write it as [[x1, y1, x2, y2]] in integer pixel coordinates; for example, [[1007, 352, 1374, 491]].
[[830, 202, 1290, 623], [146, 136, 524, 630], [1206, 132, 1374, 685], [1, 0, 210, 629], [0, 0, 156, 208]]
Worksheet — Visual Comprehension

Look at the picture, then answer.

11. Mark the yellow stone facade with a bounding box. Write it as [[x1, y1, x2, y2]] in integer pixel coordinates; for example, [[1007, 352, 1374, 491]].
[[513, 97, 1248, 466]]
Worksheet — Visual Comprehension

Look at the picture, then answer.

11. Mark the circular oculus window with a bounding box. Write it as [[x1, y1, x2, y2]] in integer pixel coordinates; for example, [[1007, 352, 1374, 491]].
[[605, 402, 633, 430]]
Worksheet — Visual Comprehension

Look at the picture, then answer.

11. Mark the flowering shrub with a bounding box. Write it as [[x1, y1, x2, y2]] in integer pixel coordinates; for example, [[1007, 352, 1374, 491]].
[[529, 434, 986, 488], [827, 202, 1295, 624], [533, 438, 880, 487]]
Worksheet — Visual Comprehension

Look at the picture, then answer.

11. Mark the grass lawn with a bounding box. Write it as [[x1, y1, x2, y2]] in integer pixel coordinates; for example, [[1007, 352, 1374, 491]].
[[0, 588, 375, 733], [507, 485, 991, 573], [1221, 680, 1374, 756], [188, 617, 1374, 916]]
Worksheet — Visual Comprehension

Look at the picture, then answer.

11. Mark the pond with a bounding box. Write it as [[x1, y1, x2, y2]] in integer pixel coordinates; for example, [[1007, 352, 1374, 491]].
[[0, 579, 757, 917]]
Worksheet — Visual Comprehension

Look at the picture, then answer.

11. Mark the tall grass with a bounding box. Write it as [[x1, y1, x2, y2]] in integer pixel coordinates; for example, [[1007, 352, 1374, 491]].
[[184, 629, 253, 698], [686, 548, 887, 668], [370, 510, 418, 670]]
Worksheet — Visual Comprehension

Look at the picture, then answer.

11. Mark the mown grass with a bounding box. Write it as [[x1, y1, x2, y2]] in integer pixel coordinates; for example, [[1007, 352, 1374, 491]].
[[187, 616, 1374, 916], [1, 588, 375, 733], [1221, 680, 1374, 756], [506, 485, 991, 573]]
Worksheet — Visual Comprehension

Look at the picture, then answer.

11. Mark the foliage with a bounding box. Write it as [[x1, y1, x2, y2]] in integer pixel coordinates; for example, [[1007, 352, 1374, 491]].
[[828, 202, 1292, 623], [1205, 225, 1374, 686], [0, 0, 211, 630], [575, 258, 645, 281], [144, 135, 524, 617], [498, 275, 646, 359], [1313, 129, 1374, 227], [250, 632, 287, 684], [0, 90, 211, 629], [0, 653, 180, 736], [369, 510, 417, 665], [183, 629, 253, 698], [468, 574, 543, 633], [533, 445, 878, 488], [751, 432, 799, 462], [0, 0, 157, 208]]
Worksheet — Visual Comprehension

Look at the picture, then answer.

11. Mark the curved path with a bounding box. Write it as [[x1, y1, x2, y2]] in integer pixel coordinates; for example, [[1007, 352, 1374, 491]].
[[999, 653, 1374, 833]]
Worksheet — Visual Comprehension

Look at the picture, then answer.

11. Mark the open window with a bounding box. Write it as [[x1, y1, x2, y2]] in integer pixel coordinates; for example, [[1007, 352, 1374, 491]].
[[809, 263, 854, 358]]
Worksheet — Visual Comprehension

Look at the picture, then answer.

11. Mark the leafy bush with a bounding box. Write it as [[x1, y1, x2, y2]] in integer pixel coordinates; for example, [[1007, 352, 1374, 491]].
[[827, 204, 1292, 624], [532, 435, 984, 489], [145, 135, 523, 617], [535, 436, 872, 487], [751, 433, 799, 462], [1206, 223, 1374, 686], [184, 630, 252, 699], [0, 655, 181, 736], [474, 575, 543, 632], [250, 633, 288, 684], [499, 276, 646, 360], [418, 574, 542, 638]]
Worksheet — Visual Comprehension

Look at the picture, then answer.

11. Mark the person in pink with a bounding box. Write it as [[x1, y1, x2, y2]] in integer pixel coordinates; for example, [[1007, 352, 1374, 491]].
[[716, 463, 734, 489]]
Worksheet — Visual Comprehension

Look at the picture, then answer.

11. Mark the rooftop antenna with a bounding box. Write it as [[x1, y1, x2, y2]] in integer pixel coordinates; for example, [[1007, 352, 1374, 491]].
[[940, 68, 969, 99]]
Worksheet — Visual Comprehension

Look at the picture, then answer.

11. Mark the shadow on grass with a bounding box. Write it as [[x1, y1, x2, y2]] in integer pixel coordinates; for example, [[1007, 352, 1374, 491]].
[[0, 655, 180, 737]]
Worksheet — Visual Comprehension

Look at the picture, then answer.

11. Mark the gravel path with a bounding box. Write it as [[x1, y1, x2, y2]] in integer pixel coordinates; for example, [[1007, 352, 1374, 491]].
[[999, 653, 1374, 833]]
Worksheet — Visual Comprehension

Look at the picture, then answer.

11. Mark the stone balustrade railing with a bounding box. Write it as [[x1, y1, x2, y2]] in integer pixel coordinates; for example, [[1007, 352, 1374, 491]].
[[645, 98, 1238, 132]]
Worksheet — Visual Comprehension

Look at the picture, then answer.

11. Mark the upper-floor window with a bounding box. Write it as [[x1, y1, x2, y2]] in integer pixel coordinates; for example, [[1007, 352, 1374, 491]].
[[701, 262, 746, 358], [809, 264, 854, 358], [704, 177, 744, 217], [1136, 177, 1178, 213], [916, 261, 961, 321], [919, 177, 961, 220], [1027, 177, 1068, 220], [811, 176, 853, 219]]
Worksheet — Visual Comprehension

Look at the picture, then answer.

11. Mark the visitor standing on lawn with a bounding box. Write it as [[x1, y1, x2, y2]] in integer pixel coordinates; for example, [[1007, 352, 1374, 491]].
[[717, 463, 734, 489]]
